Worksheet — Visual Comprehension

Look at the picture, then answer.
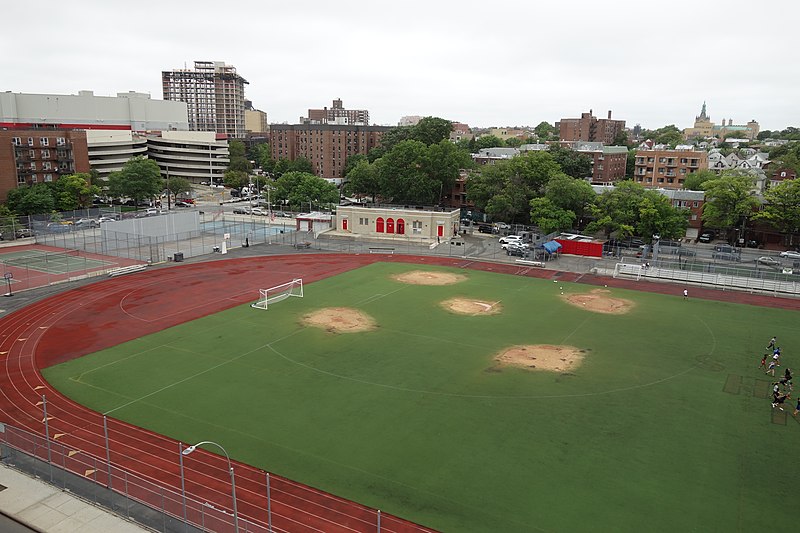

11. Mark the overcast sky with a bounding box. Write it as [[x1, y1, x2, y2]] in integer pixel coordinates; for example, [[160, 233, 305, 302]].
[[4, 1, 798, 131]]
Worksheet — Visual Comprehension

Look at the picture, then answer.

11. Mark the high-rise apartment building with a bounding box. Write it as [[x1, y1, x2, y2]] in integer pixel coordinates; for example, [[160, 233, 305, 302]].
[[633, 147, 707, 189], [558, 110, 625, 145], [304, 99, 369, 126], [270, 124, 390, 184], [162, 61, 248, 138]]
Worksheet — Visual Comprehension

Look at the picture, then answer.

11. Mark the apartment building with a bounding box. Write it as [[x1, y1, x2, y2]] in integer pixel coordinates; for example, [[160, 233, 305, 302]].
[[305, 99, 369, 126], [568, 141, 628, 184], [559, 110, 625, 145], [0, 130, 90, 201], [633, 147, 707, 189], [270, 124, 391, 184], [162, 61, 248, 138]]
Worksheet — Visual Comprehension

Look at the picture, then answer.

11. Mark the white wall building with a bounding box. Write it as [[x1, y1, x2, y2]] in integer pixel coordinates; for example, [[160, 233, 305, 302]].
[[86, 130, 148, 179], [146, 131, 229, 184], [0, 91, 188, 132]]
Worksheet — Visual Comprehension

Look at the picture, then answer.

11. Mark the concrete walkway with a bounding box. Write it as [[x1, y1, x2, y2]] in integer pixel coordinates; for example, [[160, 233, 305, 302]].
[[0, 465, 149, 532]]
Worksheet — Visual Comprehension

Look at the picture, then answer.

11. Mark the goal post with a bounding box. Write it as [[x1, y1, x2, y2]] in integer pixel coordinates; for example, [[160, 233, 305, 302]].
[[251, 278, 304, 310]]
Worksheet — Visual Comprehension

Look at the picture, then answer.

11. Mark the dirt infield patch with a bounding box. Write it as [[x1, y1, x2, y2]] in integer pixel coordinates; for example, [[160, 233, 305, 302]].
[[392, 270, 467, 285], [494, 344, 586, 372], [562, 288, 634, 314], [301, 307, 377, 334], [441, 297, 502, 316]]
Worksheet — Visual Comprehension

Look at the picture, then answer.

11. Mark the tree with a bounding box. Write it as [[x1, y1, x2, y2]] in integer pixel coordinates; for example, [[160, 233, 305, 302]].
[[342, 160, 381, 202], [533, 121, 556, 140], [375, 140, 434, 204], [473, 135, 505, 151], [505, 137, 523, 148], [752, 178, 800, 246], [53, 173, 101, 210], [544, 173, 596, 225], [529, 197, 575, 234], [291, 157, 314, 174], [548, 145, 593, 179], [164, 177, 192, 208], [701, 173, 760, 236], [612, 129, 629, 147], [585, 180, 688, 240], [6, 184, 56, 215], [107, 156, 163, 206], [343, 154, 368, 178], [425, 140, 473, 203], [223, 170, 249, 189], [227, 140, 252, 173], [625, 151, 637, 179], [251, 144, 274, 173], [641, 125, 684, 147], [682, 169, 717, 191], [274, 171, 338, 210], [413, 117, 453, 146]]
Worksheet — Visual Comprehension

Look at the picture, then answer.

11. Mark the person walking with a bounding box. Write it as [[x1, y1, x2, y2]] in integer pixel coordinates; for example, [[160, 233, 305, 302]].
[[772, 392, 791, 410], [683, 289, 688, 300]]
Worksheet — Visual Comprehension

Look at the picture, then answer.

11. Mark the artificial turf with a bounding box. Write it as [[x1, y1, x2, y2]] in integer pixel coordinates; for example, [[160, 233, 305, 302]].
[[43, 262, 799, 532]]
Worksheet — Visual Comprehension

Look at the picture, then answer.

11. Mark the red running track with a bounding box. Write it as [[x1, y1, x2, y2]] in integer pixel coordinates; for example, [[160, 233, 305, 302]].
[[2, 254, 799, 532]]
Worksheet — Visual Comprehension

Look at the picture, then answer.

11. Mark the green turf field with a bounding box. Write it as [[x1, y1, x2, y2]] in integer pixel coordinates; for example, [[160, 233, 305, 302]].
[[43, 263, 799, 532]]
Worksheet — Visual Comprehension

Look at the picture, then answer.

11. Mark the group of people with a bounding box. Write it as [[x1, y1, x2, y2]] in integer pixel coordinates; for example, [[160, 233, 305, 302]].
[[759, 336, 798, 414]]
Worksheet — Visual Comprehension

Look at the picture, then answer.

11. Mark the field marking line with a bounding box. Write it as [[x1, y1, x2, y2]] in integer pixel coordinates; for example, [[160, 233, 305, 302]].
[[355, 287, 405, 306], [102, 327, 308, 416]]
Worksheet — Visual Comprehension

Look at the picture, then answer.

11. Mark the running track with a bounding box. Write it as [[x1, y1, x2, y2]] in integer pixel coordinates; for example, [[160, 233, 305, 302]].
[[1, 254, 798, 533]]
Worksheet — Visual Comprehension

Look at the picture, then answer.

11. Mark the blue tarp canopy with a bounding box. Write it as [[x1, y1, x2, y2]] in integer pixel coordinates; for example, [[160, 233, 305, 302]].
[[542, 241, 562, 254]]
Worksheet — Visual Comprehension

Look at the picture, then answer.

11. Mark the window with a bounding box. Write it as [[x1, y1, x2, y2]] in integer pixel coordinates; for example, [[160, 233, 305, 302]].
[[412, 220, 422, 234], [40, 137, 49, 146], [29, 149, 35, 158], [41, 149, 50, 159], [17, 175, 26, 184], [31, 174, 38, 182], [44, 174, 53, 182], [43, 162, 52, 170], [658, 167, 665, 174], [30, 162, 36, 170], [12, 137, 21, 146], [693, 201, 699, 208], [28, 137, 34, 146]]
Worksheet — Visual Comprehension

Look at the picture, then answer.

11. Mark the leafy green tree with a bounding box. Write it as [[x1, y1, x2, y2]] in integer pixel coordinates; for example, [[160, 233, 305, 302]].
[[752, 178, 800, 246], [6, 184, 56, 215], [227, 140, 252, 173], [529, 197, 575, 234], [413, 117, 453, 146], [107, 156, 163, 206], [343, 154, 368, 178], [342, 160, 381, 202], [291, 157, 314, 174], [375, 140, 434, 204], [53, 173, 101, 210], [641, 125, 684, 147], [274, 171, 338, 210], [612, 129, 630, 147], [251, 144, 274, 173], [701, 172, 760, 233], [425, 140, 473, 202], [625, 151, 637, 178], [223, 170, 249, 189], [164, 177, 192, 208], [548, 145, 593, 179], [586, 180, 687, 240], [533, 121, 556, 140], [504, 137, 523, 148], [682, 169, 717, 191], [544, 174, 596, 224], [473, 135, 505, 151]]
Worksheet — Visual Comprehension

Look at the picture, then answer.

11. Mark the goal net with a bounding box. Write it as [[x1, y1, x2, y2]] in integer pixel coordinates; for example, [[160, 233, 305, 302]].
[[251, 278, 304, 310]]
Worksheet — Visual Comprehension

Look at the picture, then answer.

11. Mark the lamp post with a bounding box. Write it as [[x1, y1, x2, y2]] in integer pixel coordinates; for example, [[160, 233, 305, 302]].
[[182, 440, 238, 533]]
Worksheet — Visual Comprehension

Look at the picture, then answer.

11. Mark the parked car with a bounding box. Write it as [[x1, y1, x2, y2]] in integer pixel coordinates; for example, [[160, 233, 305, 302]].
[[97, 216, 118, 224], [506, 245, 530, 257], [274, 211, 292, 218], [502, 241, 528, 251], [698, 231, 714, 243], [233, 206, 251, 215], [250, 207, 268, 216], [499, 235, 524, 245], [46, 222, 72, 233], [779, 250, 800, 260], [756, 256, 781, 266], [494, 222, 511, 230], [175, 200, 192, 207], [477, 224, 494, 234], [15, 228, 33, 239], [74, 218, 99, 227]]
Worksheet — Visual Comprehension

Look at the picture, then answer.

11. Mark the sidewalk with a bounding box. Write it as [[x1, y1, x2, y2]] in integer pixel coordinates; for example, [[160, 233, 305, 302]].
[[0, 464, 149, 532]]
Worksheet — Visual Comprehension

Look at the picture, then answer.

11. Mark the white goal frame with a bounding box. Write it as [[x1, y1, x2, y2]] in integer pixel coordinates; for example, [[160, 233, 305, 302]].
[[251, 278, 304, 310]]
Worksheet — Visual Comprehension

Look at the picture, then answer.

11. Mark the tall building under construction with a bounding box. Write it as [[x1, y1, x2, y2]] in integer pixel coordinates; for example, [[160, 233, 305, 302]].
[[162, 61, 248, 138]]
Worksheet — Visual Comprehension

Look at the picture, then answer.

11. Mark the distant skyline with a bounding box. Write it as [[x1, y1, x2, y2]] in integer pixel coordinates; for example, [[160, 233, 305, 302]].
[[3, 1, 798, 132]]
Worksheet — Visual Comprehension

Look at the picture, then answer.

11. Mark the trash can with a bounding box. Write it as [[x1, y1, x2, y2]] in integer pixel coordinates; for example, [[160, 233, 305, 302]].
[[174, 252, 184, 262]]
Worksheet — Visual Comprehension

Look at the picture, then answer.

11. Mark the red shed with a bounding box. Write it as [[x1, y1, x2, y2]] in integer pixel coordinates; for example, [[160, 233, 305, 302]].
[[555, 233, 604, 258]]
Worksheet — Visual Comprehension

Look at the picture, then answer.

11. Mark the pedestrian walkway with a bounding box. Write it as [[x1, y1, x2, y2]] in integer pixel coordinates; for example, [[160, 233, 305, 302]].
[[0, 464, 149, 532]]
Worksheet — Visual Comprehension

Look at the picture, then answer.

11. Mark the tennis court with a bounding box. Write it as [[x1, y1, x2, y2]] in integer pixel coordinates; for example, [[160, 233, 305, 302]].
[[0, 244, 143, 292]]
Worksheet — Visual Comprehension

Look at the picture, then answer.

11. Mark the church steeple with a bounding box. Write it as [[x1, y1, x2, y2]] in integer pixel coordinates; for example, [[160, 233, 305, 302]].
[[698, 101, 708, 121]]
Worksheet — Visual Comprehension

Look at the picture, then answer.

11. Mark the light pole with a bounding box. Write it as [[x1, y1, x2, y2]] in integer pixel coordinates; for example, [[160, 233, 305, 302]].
[[182, 440, 238, 533]]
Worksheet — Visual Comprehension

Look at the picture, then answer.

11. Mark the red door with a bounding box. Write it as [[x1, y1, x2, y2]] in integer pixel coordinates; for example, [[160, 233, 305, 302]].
[[342, 218, 348, 230], [376, 217, 384, 233], [437, 225, 444, 237], [386, 218, 395, 233], [396, 219, 405, 234]]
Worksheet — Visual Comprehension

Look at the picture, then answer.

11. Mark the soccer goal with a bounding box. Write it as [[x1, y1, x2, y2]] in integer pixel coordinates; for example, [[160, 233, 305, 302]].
[[251, 278, 304, 310]]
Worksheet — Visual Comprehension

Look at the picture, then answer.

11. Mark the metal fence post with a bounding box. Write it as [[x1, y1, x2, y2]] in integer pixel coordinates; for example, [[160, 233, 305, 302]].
[[179, 442, 188, 532], [42, 395, 53, 482], [103, 416, 112, 490], [266, 472, 272, 532], [377, 509, 381, 532]]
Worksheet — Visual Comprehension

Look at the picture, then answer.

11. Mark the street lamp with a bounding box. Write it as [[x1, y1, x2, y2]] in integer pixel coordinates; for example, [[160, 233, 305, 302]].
[[182, 440, 238, 533]]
